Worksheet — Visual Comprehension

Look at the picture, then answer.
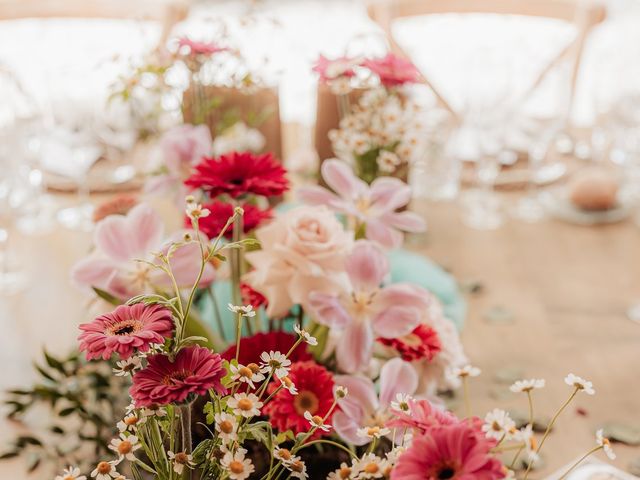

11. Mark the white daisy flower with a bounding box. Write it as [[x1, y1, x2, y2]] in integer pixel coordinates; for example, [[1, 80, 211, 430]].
[[221, 447, 255, 480], [386, 446, 406, 465], [230, 363, 265, 389], [227, 303, 256, 318], [90, 461, 119, 480], [273, 447, 296, 465], [285, 458, 309, 479], [280, 376, 298, 395], [117, 413, 146, 433], [357, 426, 391, 440], [482, 409, 516, 441], [304, 411, 332, 432], [376, 150, 401, 173], [259, 351, 291, 379], [352, 453, 390, 479], [55, 466, 87, 480], [596, 429, 616, 460], [329, 77, 353, 95], [564, 374, 595, 395], [112, 357, 142, 377], [510, 379, 546, 393], [167, 451, 194, 475], [327, 462, 353, 480], [108, 433, 141, 462], [516, 424, 539, 462], [214, 412, 239, 443], [334, 385, 348, 399], [294, 324, 318, 346], [227, 392, 263, 418], [450, 365, 481, 379], [390, 393, 413, 413], [185, 202, 210, 220]]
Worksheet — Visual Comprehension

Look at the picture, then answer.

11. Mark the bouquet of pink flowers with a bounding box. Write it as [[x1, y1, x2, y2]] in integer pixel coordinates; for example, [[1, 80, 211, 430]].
[[55, 150, 613, 480]]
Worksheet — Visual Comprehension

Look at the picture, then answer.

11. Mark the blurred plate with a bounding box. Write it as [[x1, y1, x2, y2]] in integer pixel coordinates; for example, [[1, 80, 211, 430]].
[[539, 187, 638, 225]]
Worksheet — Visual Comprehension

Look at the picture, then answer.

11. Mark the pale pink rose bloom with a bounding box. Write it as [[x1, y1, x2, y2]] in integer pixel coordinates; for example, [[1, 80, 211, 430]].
[[332, 357, 418, 445], [308, 240, 430, 373], [298, 159, 426, 249], [244, 205, 352, 318], [71, 203, 214, 300], [145, 124, 212, 199]]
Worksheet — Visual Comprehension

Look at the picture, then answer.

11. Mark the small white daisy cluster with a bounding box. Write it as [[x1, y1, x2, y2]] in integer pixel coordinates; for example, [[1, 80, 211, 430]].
[[185, 195, 210, 220], [329, 88, 425, 178], [273, 446, 309, 479], [327, 447, 404, 480]]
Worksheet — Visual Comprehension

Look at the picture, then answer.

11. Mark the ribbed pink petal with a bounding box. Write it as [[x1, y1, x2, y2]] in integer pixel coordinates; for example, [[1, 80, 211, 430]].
[[336, 320, 373, 373], [345, 240, 388, 291], [379, 358, 418, 407], [321, 159, 367, 199]]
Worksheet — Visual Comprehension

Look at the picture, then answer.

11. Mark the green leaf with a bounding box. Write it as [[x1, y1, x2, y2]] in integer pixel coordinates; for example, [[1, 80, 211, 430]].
[[91, 287, 122, 306], [43, 350, 65, 372]]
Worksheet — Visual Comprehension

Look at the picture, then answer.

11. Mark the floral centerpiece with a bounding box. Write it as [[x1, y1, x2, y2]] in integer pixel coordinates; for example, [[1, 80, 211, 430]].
[[313, 53, 427, 183]]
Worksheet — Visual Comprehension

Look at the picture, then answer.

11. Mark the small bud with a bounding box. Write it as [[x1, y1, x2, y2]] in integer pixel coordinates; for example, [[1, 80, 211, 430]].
[[183, 232, 193, 242], [234, 206, 245, 216], [185, 195, 195, 204], [335, 385, 348, 399]]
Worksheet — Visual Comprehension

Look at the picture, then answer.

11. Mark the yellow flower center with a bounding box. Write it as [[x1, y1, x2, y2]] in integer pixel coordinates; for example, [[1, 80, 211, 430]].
[[367, 426, 381, 436], [175, 452, 189, 464], [229, 460, 245, 474], [97, 462, 112, 474], [247, 363, 260, 374], [277, 448, 292, 461], [238, 366, 253, 378], [364, 463, 379, 474], [312, 415, 324, 426], [238, 398, 254, 411], [118, 441, 132, 454], [282, 376, 294, 388], [219, 420, 234, 434], [124, 416, 139, 426], [290, 461, 304, 473], [340, 467, 352, 478]]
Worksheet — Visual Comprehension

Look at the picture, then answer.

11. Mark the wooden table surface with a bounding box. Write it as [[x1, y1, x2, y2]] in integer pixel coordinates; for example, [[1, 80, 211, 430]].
[[1, 191, 639, 478]]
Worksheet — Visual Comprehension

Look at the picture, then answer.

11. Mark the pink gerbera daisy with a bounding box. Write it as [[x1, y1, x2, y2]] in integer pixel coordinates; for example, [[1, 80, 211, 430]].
[[263, 361, 336, 437], [378, 324, 442, 362], [78, 304, 174, 360], [130, 346, 227, 407], [386, 399, 457, 434], [391, 422, 505, 480]]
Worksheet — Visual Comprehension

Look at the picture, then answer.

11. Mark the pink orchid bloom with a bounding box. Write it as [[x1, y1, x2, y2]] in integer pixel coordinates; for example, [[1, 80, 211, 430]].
[[145, 124, 212, 201], [298, 159, 426, 249], [333, 357, 418, 445], [308, 240, 430, 373], [362, 53, 420, 87], [71, 203, 214, 300]]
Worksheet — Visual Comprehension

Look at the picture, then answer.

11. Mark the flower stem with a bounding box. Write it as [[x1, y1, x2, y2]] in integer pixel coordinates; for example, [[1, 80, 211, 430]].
[[295, 439, 358, 459], [234, 312, 243, 362], [527, 391, 534, 426], [557, 446, 602, 480], [462, 376, 471, 419], [180, 404, 192, 454], [523, 387, 579, 479]]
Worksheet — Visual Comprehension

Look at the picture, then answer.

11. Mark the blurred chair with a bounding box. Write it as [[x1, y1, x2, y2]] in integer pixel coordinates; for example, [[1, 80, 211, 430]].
[[0, 0, 189, 42], [367, 0, 606, 122]]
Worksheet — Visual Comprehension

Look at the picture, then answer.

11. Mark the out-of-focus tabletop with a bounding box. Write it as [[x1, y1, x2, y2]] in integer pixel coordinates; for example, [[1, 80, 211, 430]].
[[1, 188, 639, 478]]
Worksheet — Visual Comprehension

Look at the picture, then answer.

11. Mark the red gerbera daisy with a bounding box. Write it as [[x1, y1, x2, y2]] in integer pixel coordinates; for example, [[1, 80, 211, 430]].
[[377, 324, 442, 362], [130, 346, 227, 407], [78, 304, 174, 360], [185, 151, 289, 199], [263, 361, 336, 437], [185, 201, 272, 240], [240, 282, 268, 309], [221, 332, 311, 366]]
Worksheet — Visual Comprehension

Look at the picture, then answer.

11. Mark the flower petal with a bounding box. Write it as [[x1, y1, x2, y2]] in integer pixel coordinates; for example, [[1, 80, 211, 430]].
[[365, 218, 403, 249], [308, 292, 351, 329], [379, 358, 418, 407], [345, 240, 388, 291], [383, 211, 426, 232], [370, 177, 411, 211], [334, 374, 379, 420], [126, 204, 164, 257], [321, 159, 367, 199], [332, 411, 368, 445], [70, 256, 118, 293], [336, 321, 373, 373], [297, 185, 340, 207], [372, 304, 422, 338]]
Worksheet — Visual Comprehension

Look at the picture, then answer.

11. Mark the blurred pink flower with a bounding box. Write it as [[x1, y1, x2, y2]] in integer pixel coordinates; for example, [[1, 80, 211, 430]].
[[298, 159, 425, 249], [78, 303, 174, 360], [71, 203, 214, 300], [145, 124, 212, 199], [308, 240, 430, 372], [333, 357, 418, 445], [244, 205, 352, 318], [312, 54, 358, 82], [391, 421, 505, 480], [177, 37, 228, 56], [363, 53, 420, 87], [386, 398, 457, 434]]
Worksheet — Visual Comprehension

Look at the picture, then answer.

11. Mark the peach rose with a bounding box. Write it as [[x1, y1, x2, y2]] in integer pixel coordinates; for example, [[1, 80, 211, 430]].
[[244, 205, 352, 318]]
